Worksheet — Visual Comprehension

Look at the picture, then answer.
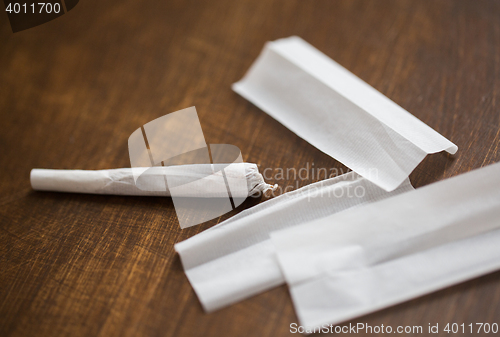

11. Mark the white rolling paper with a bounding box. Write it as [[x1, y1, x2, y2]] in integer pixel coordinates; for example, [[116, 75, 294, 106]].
[[174, 172, 413, 311], [289, 229, 500, 329], [30, 163, 275, 198], [233, 36, 457, 191], [270, 162, 500, 328]]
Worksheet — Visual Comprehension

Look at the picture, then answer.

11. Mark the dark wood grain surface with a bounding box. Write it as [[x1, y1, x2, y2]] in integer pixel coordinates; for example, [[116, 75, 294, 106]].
[[1, 0, 499, 336]]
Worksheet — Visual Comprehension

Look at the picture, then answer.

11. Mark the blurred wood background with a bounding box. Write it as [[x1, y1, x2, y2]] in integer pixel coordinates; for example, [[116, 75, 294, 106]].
[[1, 0, 499, 336]]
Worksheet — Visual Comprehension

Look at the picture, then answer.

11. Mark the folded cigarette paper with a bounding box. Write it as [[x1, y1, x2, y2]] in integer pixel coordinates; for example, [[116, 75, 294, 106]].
[[30, 163, 276, 198], [233, 36, 458, 191], [175, 172, 413, 311], [270, 162, 500, 328]]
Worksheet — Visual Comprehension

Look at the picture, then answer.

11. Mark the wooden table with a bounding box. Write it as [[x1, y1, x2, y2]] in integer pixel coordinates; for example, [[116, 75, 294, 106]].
[[1, 0, 499, 336]]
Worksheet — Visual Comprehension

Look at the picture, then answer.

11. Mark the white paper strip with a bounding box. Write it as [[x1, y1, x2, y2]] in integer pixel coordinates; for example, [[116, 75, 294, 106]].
[[290, 229, 500, 328], [270, 162, 500, 327], [233, 36, 457, 191], [174, 173, 413, 311], [30, 163, 274, 198]]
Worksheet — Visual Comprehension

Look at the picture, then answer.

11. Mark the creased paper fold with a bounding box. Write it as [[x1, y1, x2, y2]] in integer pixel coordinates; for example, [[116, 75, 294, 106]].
[[233, 36, 457, 191], [175, 173, 413, 311], [270, 162, 500, 327], [289, 229, 500, 329]]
